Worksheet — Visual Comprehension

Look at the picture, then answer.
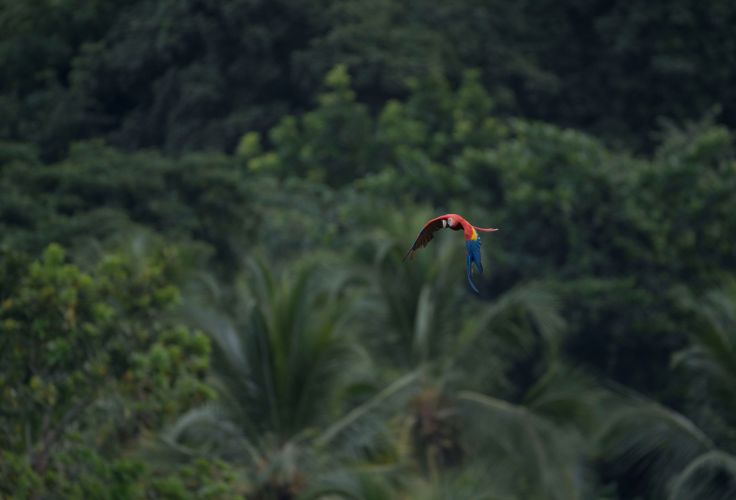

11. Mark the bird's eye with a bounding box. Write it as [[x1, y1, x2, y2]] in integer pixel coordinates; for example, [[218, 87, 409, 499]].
[[447, 218, 453, 226]]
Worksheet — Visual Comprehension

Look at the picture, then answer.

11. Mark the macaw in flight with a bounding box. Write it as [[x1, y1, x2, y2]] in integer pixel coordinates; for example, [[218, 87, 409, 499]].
[[404, 214, 498, 293]]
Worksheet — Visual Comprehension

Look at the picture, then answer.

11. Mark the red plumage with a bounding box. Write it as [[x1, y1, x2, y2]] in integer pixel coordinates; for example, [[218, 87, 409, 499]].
[[403, 213, 498, 261]]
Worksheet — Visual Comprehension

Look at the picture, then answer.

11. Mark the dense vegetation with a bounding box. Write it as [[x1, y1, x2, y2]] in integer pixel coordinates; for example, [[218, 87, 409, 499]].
[[2, 1, 736, 498], [3, 0, 736, 159]]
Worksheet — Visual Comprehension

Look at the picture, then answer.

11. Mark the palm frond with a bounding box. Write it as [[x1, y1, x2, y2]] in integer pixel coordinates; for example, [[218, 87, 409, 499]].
[[596, 399, 715, 498], [302, 464, 411, 500], [159, 404, 261, 463], [371, 232, 469, 368], [668, 450, 736, 500], [676, 286, 736, 379], [457, 390, 591, 500], [400, 465, 511, 500], [453, 281, 566, 364], [522, 364, 610, 432], [316, 371, 421, 449]]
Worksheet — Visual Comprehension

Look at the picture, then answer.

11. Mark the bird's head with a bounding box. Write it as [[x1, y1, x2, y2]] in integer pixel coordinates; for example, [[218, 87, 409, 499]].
[[443, 217, 455, 228]]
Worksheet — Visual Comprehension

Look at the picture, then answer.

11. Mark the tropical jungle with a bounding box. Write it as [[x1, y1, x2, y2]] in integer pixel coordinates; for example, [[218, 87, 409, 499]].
[[2, 1, 736, 498]]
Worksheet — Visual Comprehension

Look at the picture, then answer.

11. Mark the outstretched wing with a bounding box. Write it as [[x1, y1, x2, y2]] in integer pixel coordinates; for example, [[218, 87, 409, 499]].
[[403, 215, 449, 260]]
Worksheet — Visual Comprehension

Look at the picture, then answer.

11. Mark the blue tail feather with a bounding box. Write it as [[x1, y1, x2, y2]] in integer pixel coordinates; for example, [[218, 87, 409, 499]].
[[465, 238, 483, 293]]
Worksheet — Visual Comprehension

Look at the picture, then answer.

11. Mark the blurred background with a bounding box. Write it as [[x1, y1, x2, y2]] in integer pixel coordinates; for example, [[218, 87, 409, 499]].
[[1, 1, 736, 498]]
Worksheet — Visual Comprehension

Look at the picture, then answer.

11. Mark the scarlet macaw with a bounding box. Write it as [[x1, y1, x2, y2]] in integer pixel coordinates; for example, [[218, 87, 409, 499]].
[[404, 214, 498, 293]]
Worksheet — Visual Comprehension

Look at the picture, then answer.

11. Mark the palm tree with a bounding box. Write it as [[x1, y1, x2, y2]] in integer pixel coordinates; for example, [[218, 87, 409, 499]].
[[351, 208, 592, 497], [668, 451, 736, 500], [359, 208, 566, 379], [577, 281, 736, 500], [596, 394, 736, 500], [673, 282, 736, 428], [152, 257, 419, 499], [455, 365, 609, 500]]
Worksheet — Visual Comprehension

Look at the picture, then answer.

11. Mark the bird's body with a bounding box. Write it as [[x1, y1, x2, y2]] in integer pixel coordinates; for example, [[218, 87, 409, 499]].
[[404, 213, 498, 293]]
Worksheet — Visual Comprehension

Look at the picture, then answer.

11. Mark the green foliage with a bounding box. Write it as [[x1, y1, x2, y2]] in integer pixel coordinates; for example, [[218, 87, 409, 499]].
[[2, 14, 736, 498], [252, 64, 374, 186], [0, 243, 212, 497], [0, 140, 254, 270], [673, 282, 736, 438], [157, 259, 418, 497], [4, 0, 736, 158], [597, 399, 736, 500]]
